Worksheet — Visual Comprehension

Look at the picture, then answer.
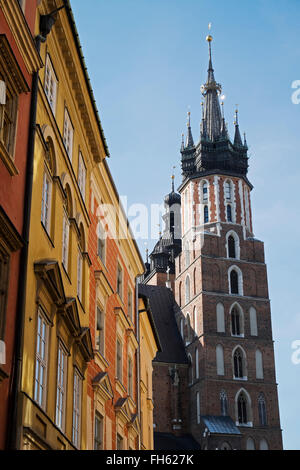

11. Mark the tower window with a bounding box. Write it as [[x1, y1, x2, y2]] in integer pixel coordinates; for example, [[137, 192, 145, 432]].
[[227, 204, 232, 222], [203, 182, 208, 201], [233, 348, 246, 379], [230, 269, 239, 295], [231, 307, 243, 336], [204, 205, 209, 223], [228, 235, 236, 258], [237, 392, 248, 425], [220, 390, 228, 416], [225, 181, 232, 200], [185, 276, 190, 304], [258, 394, 267, 426]]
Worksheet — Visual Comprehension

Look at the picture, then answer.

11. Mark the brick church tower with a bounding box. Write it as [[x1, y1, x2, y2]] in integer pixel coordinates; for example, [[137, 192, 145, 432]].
[[142, 34, 283, 450]]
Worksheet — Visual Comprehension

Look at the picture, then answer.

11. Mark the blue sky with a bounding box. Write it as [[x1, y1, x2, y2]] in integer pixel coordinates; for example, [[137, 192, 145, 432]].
[[71, 0, 300, 449]]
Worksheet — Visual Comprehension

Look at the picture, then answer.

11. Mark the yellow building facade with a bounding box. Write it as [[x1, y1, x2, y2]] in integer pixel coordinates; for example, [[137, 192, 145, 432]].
[[18, 0, 108, 450], [138, 295, 161, 450]]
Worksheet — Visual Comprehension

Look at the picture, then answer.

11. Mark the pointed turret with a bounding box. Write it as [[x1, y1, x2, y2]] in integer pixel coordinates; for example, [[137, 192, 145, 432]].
[[185, 111, 194, 148], [233, 108, 243, 147], [201, 35, 223, 141]]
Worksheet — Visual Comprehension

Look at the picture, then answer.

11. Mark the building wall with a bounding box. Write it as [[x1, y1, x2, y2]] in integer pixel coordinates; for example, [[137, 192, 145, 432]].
[[0, 0, 40, 449]]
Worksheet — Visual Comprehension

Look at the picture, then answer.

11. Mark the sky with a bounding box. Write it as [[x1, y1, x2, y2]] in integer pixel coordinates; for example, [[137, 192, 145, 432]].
[[71, 0, 300, 450]]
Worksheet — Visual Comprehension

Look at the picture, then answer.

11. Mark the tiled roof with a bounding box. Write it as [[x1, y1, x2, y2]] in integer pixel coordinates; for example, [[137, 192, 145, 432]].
[[202, 416, 241, 435], [138, 284, 188, 364]]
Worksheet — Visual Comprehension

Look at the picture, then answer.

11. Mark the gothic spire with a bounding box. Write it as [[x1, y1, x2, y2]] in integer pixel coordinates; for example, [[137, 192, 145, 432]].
[[233, 108, 243, 147], [185, 111, 194, 148], [201, 35, 223, 142]]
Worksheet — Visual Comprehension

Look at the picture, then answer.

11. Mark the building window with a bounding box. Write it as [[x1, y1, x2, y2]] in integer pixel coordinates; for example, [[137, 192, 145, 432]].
[[34, 309, 49, 409], [185, 242, 190, 268], [78, 151, 86, 200], [231, 306, 243, 336], [255, 349, 264, 379], [237, 392, 248, 425], [94, 412, 103, 450], [220, 390, 228, 416], [72, 370, 82, 448], [227, 204, 232, 222], [225, 181, 232, 200], [188, 354, 193, 385], [116, 338, 122, 382], [128, 289, 133, 322], [41, 168, 52, 234], [55, 343, 68, 431], [216, 303, 225, 333], [258, 394, 267, 426], [180, 318, 184, 339], [128, 356, 133, 398], [203, 182, 208, 201], [216, 344, 225, 376], [62, 210, 70, 270], [117, 434, 123, 450], [117, 264, 123, 299], [246, 437, 255, 450], [195, 348, 199, 379], [250, 307, 258, 336], [185, 275, 190, 304], [196, 391, 201, 424], [233, 348, 246, 379], [0, 78, 18, 158], [228, 235, 236, 258], [97, 222, 105, 264], [63, 108, 73, 161], [96, 306, 104, 355], [77, 248, 83, 302], [0, 247, 9, 341], [44, 55, 57, 114], [259, 438, 269, 450], [204, 205, 209, 223]]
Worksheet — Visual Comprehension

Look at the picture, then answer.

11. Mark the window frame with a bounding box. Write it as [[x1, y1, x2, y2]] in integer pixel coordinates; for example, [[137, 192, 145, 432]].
[[94, 412, 104, 450], [34, 308, 50, 410], [78, 150, 86, 200], [63, 107, 74, 161], [116, 263, 123, 300], [95, 304, 105, 355], [44, 53, 58, 115], [55, 341, 68, 431], [41, 166, 52, 235], [72, 368, 82, 449]]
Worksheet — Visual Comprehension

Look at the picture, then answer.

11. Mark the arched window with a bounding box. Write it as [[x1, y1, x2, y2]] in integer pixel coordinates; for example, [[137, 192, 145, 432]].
[[216, 303, 225, 333], [230, 270, 239, 294], [220, 390, 228, 416], [246, 437, 255, 450], [180, 318, 184, 339], [196, 391, 201, 424], [186, 313, 191, 343], [204, 205, 209, 224], [188, 354, 193, 385], [227, 205, 232, 222], [250, 307, 258, 336], [77, 223, 86, 304], [62, 185, 72, 272], [220, 442, 232, 450], [258, 394, 267, 426], [193, 268, 196, 295], [225, 181, 232, 200], [233, 347, 246, 379], [179, 281, 182, 307], [237, 392, 248, 425], [185, 276, 190, 304], [228, 235, 236, 258], [216, 344, 224, 376], [203, 182, 208, 201], [185, 242, 190, 268], [255, 350, 264, 379], [195, 348, 199, 379], [193, 306, 198, 336], [259, 439, 269, 450], [231, 305, 244, 336]]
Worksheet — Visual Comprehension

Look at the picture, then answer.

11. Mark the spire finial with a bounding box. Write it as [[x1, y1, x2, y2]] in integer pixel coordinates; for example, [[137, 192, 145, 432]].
[[187, 110, 191, 128], [171, 166, 176, 192], [234, 105, 239, 125]]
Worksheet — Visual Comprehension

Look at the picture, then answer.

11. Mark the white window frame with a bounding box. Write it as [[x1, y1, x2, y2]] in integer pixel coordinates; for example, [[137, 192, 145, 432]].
[[63, 107, 74, 161], [44, 54, 58, 114], [78, 151, 86, 200], [55, 342, 68, 431], [34, 308, 49, 409], [72, 369, 82, 448], [77, 248, 83, 302], [41, 167, 52, 234], [62, 210, 70, 270]]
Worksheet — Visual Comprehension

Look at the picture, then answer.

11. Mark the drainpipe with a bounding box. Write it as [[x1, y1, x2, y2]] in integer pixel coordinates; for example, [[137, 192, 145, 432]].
[[135, 275, 141, 450], [6, 7, 64, 450]]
